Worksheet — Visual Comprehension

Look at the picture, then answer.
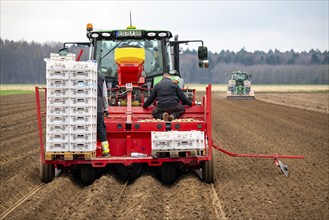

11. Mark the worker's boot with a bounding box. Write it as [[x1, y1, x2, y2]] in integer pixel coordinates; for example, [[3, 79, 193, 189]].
[[101, 141, 110, 157], [162, 112, 169, 121], [168, 114, 176, 121]]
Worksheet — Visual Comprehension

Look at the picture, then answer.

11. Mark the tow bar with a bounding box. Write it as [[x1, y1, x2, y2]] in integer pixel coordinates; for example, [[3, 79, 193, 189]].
[[212, 144, 304, 177]]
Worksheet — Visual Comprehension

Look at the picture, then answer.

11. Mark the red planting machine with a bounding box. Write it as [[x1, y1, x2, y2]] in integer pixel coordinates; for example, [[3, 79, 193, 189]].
[[36, 23, 303, 185]]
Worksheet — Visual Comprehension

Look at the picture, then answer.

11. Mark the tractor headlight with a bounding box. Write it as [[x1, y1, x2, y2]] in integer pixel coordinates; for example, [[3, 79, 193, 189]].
[[102, 33, 111, 37], [244, 81, 250, 87], [158, 32, 167, 37], [91, 33, 99, 38], [229, 80, 236, 87], [147, 32, 156, 37]]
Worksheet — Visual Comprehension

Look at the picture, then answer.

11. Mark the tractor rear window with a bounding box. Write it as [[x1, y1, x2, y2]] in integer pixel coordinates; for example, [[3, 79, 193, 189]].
[[95, 39, 164, 78]]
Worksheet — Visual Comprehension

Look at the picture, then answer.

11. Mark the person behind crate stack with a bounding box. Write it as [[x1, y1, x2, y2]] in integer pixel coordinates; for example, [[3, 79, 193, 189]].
[[142, 73, 192, 121], [97, 74, 110, 157]]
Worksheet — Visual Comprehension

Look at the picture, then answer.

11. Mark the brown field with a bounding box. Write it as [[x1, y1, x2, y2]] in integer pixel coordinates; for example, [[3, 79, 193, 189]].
[[0, 92, 328, 219], [1, 84, 328, 93], [188, 84, 329, 92]]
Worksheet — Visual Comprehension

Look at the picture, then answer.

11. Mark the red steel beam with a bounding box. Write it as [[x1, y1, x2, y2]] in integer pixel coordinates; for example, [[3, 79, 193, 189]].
[[35, 87, 45, 162], [212, 144, 304, 159]]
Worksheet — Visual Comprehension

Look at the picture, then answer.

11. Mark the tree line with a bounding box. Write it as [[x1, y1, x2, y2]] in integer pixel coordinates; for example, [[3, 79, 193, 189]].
[[1, 38, 328, 84]]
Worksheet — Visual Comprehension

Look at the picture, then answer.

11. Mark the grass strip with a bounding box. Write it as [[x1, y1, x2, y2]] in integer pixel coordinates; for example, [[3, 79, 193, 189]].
[[0, 90, 34, 96]]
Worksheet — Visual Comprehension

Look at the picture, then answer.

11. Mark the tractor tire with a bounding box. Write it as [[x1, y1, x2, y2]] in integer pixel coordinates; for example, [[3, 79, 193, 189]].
[[161, 163, 177, 185], [115, 164, 143, 181], [202, 150, 216, 183], [80, 165, 96, 185], [39, 160, 55, 183]]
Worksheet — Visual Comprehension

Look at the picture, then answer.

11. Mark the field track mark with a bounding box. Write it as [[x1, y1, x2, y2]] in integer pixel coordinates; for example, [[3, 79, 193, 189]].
[[211, 183, 227, 220], [163, 189, 171, 220], [0, 183, 46, 220], [110, 180, 128, 219]]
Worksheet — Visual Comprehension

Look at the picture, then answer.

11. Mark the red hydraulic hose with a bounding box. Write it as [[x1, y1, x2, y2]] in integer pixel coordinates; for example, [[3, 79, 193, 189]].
[[76, 49, 83, 61]]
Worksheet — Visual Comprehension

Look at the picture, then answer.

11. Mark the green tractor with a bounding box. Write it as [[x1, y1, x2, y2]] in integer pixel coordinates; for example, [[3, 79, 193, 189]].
[[226, 70, 255, 100]]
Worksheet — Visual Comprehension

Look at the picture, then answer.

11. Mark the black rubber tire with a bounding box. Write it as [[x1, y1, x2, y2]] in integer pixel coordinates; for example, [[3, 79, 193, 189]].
[[115, 164, 143, 181], [161, 163, 177, 185], [202, 150, 216, 183], [40, 160, 55, 183], [95, 168, 105, 179], [80, 165, 96, 185]]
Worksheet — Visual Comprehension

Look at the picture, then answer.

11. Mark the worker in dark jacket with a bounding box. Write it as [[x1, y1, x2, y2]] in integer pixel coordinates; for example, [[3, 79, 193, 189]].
[[143, 73, 192, 121], [97, 74, 110, 157]]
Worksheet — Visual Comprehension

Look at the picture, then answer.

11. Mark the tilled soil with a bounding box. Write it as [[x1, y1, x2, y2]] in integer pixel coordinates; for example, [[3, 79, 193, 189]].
[[0, 92, 328, 220], [256, 92, 328, 114]]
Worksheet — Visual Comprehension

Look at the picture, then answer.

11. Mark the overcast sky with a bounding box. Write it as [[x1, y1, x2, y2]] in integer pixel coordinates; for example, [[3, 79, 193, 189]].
[[1, 0, 328, 53]]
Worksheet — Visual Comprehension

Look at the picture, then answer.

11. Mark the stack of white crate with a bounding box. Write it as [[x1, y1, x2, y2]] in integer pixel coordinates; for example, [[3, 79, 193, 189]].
[[151, 131, 174, 151], [151, 130, 205, 151], [46, 53, 97, 153], [171, 130, 205, 150]]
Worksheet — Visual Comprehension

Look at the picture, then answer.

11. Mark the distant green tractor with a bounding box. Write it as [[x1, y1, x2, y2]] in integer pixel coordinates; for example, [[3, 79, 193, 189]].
[[226, 71, 255, 100]]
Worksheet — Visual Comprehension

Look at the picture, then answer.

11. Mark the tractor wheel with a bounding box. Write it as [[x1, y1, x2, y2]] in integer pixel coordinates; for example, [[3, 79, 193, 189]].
[[95, 168, 106, 179], [115, 164, 142, 181], [80, 165, 96, 185], [202, 150, 216, 183], [39, 160, 55, 183], [161, 163, 177, 185]]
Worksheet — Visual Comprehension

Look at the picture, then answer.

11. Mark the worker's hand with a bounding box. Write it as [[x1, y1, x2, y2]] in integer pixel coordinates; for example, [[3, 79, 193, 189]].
[[104, 111, 110, 118]]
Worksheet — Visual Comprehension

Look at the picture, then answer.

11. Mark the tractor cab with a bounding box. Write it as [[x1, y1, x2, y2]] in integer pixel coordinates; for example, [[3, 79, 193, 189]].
[[231, 71, 250, 85]]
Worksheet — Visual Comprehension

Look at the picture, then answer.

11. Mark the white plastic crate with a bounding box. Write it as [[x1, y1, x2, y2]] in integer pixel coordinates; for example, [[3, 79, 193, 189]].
[[47, 106, 69, 115], [47, 124, 69, 133], [151, 131, 173, 141], [46, 60, 72, 69], [47, 97, 69, 106], [172, 131, 205, 150], [46, 69, 70, 79], [70, 88, 97, 97], [47, 79, 69, 88], [49, 53, 76, 61], [70, 106, 96, 115], [151, 131, 205, 151], [70, 79, 97, 89], [151, 131, 173, 150], [46, 133, 69, 142], [70, 97, 96, 107], [172, 131, 194, 140], [47, 115, 70, 124], [70, 115, 96, 124], [70, 124, 96, 133], [48, 88, 70, 97], [70, 141, 96, 152], [70, 61, 96, 69], [172, 139, 205, 150], [172, 131, 204, 141], [70, 70, 97, 80], [152, 140, 173, 150], [46, 142, 70, 152], [70, 133, 96, 142]]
